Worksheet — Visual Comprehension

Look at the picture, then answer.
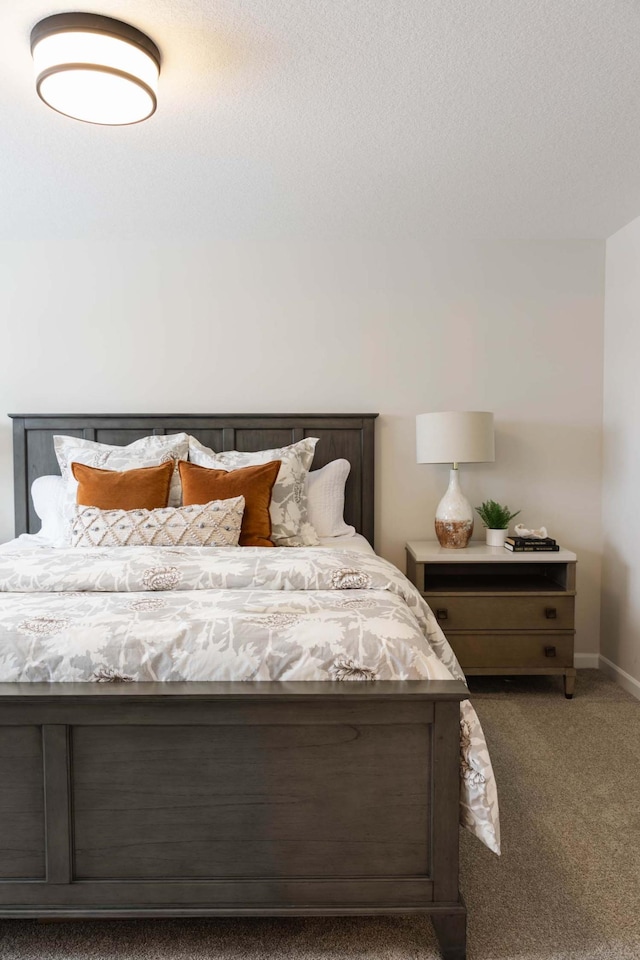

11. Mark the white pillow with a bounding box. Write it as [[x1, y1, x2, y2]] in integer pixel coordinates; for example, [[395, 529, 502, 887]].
[[54, 433, 189, 506], [31, 475, 67, 546], [188, 436, 320, 547], [70, 497, 245, 548], [54, 433, 190, 543], [306, 459, 355, 539]]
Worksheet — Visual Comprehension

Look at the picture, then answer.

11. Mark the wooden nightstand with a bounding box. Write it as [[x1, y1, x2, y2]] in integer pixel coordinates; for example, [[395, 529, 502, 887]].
[[406, 541, 577, 698]]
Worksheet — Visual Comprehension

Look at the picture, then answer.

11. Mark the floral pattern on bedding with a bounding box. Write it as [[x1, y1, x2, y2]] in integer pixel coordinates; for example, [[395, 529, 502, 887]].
[[0, 545, 500, 854]]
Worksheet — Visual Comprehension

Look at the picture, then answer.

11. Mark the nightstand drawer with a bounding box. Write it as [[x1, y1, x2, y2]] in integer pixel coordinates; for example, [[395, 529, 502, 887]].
[[449, 632, 574, 669], [426, 595, 574, 631]]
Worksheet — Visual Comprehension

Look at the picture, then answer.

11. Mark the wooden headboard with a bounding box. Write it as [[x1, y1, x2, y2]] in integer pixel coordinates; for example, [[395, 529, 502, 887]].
[[10, 413, 378, 544]]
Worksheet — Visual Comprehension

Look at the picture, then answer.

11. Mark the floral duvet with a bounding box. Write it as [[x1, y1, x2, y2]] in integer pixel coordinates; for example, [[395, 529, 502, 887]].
[[0, 544, 500, 854]]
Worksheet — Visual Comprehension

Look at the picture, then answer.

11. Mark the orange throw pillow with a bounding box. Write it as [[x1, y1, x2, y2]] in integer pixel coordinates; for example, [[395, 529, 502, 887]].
[[72, 460, 174, 511], [179, 459, 281, 547]]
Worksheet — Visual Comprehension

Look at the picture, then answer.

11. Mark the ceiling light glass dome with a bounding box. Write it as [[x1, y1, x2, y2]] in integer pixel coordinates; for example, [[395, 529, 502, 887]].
[[31, 13, 161, 125]]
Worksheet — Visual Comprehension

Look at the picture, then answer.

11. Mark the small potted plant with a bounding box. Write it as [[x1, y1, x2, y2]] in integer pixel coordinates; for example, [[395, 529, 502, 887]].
[[475, 500, 521, 547]]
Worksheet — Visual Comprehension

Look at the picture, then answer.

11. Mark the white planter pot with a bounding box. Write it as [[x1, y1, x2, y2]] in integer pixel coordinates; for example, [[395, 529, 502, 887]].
[[485, 528, 507, 548]]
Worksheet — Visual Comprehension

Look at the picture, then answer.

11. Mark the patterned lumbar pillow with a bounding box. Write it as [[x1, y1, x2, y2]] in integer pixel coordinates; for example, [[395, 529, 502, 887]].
[[70, 497, 245, 548], [188, 436, 320, 547]]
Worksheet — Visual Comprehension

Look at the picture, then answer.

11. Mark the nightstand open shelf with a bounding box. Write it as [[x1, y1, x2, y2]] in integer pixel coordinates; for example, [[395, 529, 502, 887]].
[[406, 542, 577, 698], [423, 573, 568, 593]]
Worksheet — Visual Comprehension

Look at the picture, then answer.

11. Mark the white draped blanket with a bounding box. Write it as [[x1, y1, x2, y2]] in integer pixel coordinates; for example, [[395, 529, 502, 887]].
[[0, 545, 500, 854]]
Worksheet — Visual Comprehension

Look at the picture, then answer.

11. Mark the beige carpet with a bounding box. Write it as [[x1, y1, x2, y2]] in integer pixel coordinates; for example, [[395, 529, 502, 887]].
[[0, 669, 638, 960]]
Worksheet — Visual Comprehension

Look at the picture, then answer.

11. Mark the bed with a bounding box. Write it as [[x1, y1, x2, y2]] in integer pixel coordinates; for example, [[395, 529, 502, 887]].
[[0, 413, 499, 960]]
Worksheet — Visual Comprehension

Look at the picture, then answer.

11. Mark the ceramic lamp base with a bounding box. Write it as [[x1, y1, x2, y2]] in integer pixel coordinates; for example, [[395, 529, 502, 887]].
[[434, 467, 474, 549]]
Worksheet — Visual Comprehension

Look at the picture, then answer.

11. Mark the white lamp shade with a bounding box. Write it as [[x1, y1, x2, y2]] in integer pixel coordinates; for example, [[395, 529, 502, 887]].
[[416, 411, 495, 464]]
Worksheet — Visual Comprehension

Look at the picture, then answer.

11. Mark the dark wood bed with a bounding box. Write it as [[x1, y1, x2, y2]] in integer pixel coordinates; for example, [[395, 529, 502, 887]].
[[0, 413, 468, 960]]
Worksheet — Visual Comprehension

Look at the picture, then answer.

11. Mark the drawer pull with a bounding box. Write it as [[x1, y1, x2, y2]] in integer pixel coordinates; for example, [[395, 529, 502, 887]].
[[545, 607, 557, 619], [436, 608, 448, 621], [544, 645, 557, 658]]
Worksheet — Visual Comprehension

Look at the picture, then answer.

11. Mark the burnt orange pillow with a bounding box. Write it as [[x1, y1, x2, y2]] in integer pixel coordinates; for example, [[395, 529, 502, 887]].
[[179, 459, 281, 547], [72, 460, 174, 511]]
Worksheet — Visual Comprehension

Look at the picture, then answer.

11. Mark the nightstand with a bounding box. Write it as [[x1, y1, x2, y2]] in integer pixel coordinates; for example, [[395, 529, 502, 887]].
[[406, 541, 577, 698]]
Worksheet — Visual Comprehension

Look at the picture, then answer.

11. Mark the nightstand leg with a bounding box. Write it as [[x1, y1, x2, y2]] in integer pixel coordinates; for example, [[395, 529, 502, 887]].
[[564, 669, 576, 699]]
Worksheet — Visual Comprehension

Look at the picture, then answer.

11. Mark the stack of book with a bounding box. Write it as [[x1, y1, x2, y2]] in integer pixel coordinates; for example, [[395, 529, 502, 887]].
[[505, 536, 559, 552]]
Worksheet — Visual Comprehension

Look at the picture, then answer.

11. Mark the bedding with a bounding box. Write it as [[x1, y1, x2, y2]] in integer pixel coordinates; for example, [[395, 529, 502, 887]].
[[0, 543, 499, 855], [1, 529, 376, 555], [72, 460, 174, 510], [317, 532, 374, 553], [306, 458, 355, 538], [54, 433, 190, 533], [188, 436, 320, 547], [31, 475, 66, 545], [179, 459, 280, 547], [29, 447, 354, 547], [70, 498, 245, 548]]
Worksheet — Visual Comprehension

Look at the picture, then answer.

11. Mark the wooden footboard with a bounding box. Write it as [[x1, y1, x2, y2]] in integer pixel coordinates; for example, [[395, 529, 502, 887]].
[[0, 680, 468, 960]]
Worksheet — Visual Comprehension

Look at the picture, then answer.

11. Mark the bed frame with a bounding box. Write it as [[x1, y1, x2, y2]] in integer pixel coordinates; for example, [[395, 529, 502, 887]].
[[1, 414, 468, 960]]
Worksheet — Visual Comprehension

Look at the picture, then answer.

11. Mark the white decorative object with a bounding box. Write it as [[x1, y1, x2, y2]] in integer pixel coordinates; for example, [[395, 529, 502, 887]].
[[416, 412, 495, 549], [514, 524, 548, 540], [485, 528, 508, 548]]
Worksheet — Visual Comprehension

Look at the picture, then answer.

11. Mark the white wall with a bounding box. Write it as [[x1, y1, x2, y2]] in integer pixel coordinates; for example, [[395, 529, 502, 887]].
[[0, 238, 604, 654], [601, 218, 640, 688]]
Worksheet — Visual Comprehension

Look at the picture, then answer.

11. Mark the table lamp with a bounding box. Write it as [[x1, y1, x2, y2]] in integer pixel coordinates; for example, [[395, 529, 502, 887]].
[[416, 411, 495, 548]]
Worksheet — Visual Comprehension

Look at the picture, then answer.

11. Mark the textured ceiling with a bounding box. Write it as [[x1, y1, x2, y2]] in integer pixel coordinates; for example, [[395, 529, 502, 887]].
[[2, 0, 640, 241]]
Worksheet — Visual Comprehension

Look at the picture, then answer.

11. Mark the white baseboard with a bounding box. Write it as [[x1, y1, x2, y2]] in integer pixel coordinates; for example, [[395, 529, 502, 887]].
[[599, 655, 640, 701], [574, 653, 600, 669]]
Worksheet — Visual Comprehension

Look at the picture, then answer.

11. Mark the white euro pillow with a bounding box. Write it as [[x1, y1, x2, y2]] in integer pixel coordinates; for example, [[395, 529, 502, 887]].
[[53, 433, 190, 544], [305, 459, 355, 539], [188, 436, 320, 547], [54, 433, 189, 509]]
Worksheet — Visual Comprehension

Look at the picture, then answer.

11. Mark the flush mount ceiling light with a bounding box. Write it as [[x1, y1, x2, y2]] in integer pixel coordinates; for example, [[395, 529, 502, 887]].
[[30, 12, 161, 125]]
